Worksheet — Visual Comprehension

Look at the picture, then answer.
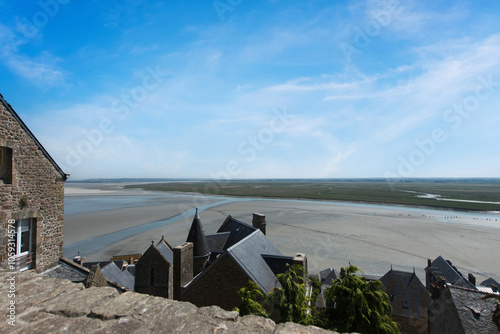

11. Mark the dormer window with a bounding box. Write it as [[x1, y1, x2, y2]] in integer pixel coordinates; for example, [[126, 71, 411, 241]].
[[0, 146, 13, 184]]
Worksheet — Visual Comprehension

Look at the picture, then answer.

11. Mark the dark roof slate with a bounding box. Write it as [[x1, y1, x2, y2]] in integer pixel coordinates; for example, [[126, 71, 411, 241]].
[[217, 215, 257, 249], [156, 238, 174, 264], [227, 230, 282, 293], [379, 269, 433, 320], [448, 286, 499, 334], [44, 258, 89, 283], [206, 232, 230, 251], [186, 209, 210, 257], [100, 262, 135, 290], [0, 93, 67, 180], [429, 256, 476, 289], [261, 254, 295, 276], [322, 268, 339, 285], [320, 268, 334, 283], [81, 261, 135, 290], [480, 278, 500, 288]]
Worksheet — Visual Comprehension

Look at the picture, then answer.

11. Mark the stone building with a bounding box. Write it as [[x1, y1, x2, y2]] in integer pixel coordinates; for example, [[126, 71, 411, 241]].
[[379, 269, 433, 334], [0, 93, 67, 272], [428, 285, 499, 334], [175, 212, 307, 311], [134, 237, 174, 298]]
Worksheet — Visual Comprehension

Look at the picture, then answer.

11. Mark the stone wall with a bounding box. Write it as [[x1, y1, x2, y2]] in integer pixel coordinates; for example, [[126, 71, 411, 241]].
[[0, 96, 65, 272], [135, 245, 173, 299], [392, 314, 428, 334], [181, 253, 250, 311], [0, 270, 338, 333]]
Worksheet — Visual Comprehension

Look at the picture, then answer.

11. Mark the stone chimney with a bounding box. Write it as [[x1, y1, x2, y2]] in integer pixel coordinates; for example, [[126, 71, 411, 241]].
[[430, 276, 446, 300], [292, 253, 307, 281], [468, 273, 476, 286], [252, 213, 267, 235], [427, 258, 432, 267], [173, 242, 193, 300]]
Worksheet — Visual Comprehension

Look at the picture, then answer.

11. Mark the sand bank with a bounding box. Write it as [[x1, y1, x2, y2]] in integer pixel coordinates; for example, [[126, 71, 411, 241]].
[[63, 183, 500, 282]]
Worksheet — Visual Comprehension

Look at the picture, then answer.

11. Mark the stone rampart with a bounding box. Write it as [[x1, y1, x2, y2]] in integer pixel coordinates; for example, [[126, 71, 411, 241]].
[[0, 270, 339, 333]]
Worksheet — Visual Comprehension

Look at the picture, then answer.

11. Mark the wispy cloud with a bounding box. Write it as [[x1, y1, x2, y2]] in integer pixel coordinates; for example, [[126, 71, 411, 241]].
[[5, 52, 67, 86]]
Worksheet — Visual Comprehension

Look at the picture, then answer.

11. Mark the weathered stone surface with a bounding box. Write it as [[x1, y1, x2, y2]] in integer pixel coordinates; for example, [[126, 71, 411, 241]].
[[1, 95, 66, 273], [42, 286, 119, 317], [0, 270, 339, 334]]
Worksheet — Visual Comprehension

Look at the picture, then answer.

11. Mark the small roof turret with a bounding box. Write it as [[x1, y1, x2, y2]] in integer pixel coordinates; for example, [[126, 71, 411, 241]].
[[186, 208, 210, 257]]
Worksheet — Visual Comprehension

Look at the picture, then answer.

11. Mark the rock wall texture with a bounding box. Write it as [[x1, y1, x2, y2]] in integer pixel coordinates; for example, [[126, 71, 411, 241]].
[[0, 96, 65, 272], [0, 270, 339, 334]]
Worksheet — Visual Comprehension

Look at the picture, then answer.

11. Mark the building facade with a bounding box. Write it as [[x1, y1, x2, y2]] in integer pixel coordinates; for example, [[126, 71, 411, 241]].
[[0, 94, 67, 272]]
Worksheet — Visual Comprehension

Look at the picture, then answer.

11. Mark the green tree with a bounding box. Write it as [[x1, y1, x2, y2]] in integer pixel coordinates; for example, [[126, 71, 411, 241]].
[[266, 264, 312, 325], [323, 264, 400, 334], [235, 280, 269, 318]]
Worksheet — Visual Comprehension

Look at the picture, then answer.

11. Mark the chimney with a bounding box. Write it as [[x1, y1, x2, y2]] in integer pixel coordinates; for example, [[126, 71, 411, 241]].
[[252, 213, 267, 235], [491, 284, 498, 293], [430, 276, 446, 300], [468, 273, 476, 286], [292, 253, 307, 281], [427, 259, 432, 267], [173, 242, 193, 300]]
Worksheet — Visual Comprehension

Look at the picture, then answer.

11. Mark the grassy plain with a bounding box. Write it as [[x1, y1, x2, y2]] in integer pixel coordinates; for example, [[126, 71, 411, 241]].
[[125, 179, 500, 212]]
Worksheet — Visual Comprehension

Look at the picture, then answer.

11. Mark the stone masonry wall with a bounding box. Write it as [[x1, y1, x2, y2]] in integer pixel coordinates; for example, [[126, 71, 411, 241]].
[[0, 97, 65, 272], [181, 253, 251, 311], [0, 270, 338, 333], [135, 246, 173, 299]]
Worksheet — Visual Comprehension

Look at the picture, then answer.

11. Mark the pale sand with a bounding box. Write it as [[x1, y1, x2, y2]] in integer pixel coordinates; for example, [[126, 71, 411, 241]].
[[64, 184, 500, 282]]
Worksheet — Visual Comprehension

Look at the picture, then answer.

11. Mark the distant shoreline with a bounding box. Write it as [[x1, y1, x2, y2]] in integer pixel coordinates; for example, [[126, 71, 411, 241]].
[[123, 180, 500, 213]]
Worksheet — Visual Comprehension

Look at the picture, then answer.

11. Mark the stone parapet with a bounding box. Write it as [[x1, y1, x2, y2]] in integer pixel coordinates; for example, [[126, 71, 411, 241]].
[[0, 270, 339, 333]]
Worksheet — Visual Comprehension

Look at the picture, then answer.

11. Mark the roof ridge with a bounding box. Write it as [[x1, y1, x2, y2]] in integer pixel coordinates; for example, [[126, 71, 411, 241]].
[[0, 94, 68, 180], [450, 285, 491, 295]]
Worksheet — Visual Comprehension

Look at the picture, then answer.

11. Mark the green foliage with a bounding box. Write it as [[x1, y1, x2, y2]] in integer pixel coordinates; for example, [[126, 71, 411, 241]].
[[236, 280, 269, 318], [323, 264, 400, 334], [266, 264, 312, 325], [308, 275, 321, 319]]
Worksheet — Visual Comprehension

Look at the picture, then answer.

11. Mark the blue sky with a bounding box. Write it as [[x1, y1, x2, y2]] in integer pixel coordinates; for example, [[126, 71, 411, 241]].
[[1, 0, 500, 180]]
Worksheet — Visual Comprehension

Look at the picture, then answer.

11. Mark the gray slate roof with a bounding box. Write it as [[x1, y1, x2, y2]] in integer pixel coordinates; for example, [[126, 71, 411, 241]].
[[83, 261, 126, 271], [217, 215, 257, 249], [379, 269, 433, 320], [319, 268, 339, 285], [44, 258, 89, 283], [429, 256, 476, 290], [100, 262, 135, 290], [227, 230, 282, 293], [82, 261, 135, 290], [448, 286, 499, 334], [480, 278, 500, 289], [206, 232, 230, 251], [186, 209, 211, 257], [261, 254, 295, 276], [156, 238, 174, 264]]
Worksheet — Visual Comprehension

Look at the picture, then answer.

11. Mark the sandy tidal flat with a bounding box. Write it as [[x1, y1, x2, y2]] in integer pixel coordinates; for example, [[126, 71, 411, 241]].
[[64, 183, 500, 283]]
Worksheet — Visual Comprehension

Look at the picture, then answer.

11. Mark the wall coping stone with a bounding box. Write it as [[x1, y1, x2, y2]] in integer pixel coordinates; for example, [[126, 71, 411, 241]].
[[0, 269, 342, 333]]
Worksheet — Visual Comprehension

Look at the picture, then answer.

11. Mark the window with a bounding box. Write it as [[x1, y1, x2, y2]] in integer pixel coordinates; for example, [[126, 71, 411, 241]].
[[150, 268, 155, 286], [13, 218, 34, 271], [0, 146, 13, 184]]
